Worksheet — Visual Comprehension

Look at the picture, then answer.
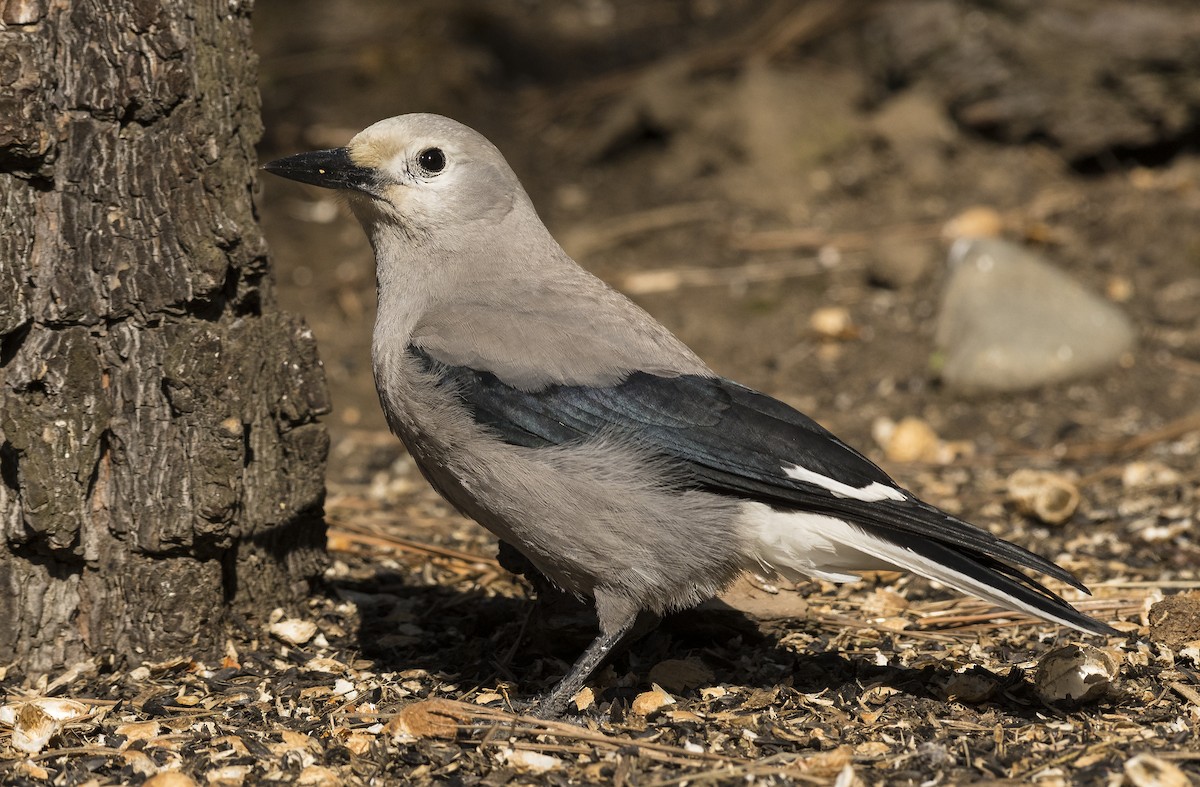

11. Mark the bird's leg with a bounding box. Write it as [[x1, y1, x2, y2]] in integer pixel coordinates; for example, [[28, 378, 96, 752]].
[[533, 615, 636, 719]]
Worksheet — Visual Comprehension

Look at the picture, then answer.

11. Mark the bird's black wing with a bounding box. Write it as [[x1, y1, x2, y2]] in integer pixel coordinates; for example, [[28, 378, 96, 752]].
[[411, 346, 1113, 635]]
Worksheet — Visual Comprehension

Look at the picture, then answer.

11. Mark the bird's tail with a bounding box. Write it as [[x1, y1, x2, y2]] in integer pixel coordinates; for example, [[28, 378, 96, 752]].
[[850, 519, 1115, 635], [748, 501, 1117, 636]]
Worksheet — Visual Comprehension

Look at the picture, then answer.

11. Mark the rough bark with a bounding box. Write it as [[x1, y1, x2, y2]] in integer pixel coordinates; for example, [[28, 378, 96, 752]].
[[0, 0, 330, 671]]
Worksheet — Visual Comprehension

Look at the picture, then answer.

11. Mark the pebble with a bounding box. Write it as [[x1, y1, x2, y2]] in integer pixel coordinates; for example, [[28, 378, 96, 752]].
[[869, 238, 935, 288], [269, 618, 318, 646], [935, 238, 1135, 393], [810, 305, 857, 339], [942, 206, 1004, 240], [877, 416, 941, 463]]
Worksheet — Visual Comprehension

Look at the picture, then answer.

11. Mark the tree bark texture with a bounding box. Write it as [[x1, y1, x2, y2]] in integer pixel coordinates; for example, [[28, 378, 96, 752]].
[[0, 0, 330, 671]]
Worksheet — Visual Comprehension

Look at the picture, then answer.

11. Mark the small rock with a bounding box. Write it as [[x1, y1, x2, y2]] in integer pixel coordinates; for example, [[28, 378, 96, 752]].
[[1148, 592, 1200, 649], [1005, 468, 1080, 525], [1123, 754, 1192, 787], [942, 206, 1004, 240], [810, 306, 857, 340], [268, 618, 318, 646], [1106, 275, 1134, 303], [880, 416, 941, 463], [1034, 644, 1118, 703], [631, 685, 675, 716], [935, 238, 1136, 393], [869, 238, 935, 288]]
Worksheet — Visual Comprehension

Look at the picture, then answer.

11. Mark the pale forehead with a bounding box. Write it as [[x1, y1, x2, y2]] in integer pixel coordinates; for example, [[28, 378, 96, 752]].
[[346, 113, 496, 169]]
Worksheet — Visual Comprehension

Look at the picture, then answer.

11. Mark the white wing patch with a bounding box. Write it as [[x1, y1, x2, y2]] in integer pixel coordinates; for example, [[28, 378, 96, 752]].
[[740, 503, 892, 583], [783, 463, 906, 502]]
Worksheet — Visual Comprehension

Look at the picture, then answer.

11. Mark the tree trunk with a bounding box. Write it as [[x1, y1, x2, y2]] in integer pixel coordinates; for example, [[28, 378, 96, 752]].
[[0, 0, 330, 671]]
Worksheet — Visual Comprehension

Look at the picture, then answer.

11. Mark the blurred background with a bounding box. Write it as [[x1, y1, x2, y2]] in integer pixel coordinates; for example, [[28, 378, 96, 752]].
[[253, 0, 1200, 575]]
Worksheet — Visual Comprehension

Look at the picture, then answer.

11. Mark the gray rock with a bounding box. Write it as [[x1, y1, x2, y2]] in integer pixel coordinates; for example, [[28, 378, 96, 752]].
[[935, 238, 1136, 393]]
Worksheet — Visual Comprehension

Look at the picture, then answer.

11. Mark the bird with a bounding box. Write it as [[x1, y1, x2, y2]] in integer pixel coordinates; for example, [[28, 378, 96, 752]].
[[264, 113, 1116, 718]]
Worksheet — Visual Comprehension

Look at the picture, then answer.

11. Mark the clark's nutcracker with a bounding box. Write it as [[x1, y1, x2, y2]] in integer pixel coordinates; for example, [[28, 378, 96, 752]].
[[265, 114, 1115, 717]]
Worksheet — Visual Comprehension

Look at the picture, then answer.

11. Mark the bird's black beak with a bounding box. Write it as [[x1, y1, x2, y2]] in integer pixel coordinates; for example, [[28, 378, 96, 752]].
[[262, 147, 380, 196]]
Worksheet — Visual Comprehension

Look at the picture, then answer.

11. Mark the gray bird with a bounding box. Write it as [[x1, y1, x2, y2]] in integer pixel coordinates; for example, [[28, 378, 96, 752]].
[[264, 114, 1115, 718]]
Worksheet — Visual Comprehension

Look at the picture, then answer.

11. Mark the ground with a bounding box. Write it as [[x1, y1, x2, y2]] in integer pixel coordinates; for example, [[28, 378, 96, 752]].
[[3, 1, 1200, 784]]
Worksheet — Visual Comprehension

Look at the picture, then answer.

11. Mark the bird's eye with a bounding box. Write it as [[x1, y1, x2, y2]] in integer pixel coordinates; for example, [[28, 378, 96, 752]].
[[417, 147, 446, 175]]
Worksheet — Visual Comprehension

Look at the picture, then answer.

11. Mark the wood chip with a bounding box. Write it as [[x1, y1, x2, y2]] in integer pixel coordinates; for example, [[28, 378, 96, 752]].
[[384, 700, 463, 740], [631, 686, 676, 717], [1124, 754, 1192, 787], [143, 773, 199, 787]]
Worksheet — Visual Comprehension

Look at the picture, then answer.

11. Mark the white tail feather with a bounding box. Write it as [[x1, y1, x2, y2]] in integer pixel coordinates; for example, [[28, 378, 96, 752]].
[[740, 502, 1094, 634]]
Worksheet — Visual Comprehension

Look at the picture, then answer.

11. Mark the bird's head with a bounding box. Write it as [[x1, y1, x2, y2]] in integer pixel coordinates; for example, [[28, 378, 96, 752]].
[[263, 114, 527, 245]]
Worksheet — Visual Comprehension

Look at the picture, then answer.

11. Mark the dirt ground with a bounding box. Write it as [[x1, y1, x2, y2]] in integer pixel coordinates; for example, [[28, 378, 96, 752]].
[[5, 1, 1200, 785]]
